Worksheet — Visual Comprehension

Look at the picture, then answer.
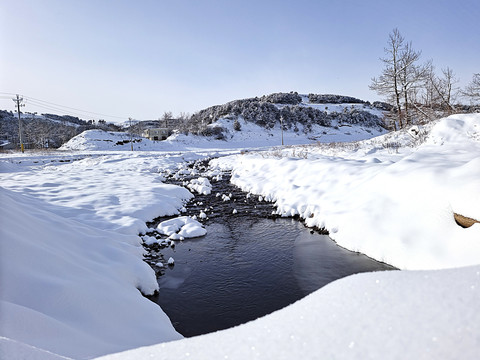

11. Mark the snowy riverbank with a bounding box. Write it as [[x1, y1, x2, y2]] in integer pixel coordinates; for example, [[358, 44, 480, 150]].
[[1, 114, 479, 359], [211, 113, 480, 269]]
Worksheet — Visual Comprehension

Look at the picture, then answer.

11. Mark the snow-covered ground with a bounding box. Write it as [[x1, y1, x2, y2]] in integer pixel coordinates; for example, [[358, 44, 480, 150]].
[[1, 114, 479, 359]]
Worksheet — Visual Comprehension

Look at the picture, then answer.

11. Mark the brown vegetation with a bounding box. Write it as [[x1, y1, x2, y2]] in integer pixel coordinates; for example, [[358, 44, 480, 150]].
[[454, 213, 480, 228]]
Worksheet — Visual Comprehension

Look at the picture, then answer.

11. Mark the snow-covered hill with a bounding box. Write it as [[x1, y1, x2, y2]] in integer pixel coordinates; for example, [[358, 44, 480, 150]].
[[186, 92, 386, 138], [59, 92, 389, 152]]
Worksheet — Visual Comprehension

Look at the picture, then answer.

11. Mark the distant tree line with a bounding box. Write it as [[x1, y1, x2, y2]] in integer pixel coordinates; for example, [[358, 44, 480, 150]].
[[0, 110, 121, 149], [307, 94, 366, 104], [370, 28, 480, 130], [257, 92, 370, 105]]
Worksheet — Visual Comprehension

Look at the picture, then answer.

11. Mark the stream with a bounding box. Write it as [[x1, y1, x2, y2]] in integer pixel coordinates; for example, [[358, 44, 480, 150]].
[[143, 160, 395, 337]]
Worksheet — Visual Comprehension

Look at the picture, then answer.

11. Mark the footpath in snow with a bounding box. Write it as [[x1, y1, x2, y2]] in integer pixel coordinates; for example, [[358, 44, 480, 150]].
[[1, 114, 479, 359]]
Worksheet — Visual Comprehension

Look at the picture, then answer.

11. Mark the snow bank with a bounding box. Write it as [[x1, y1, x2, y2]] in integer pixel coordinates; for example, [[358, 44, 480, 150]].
[[96, 264, 480, 360], [0, 188, 182, 359], [212, 114, 480, 270]]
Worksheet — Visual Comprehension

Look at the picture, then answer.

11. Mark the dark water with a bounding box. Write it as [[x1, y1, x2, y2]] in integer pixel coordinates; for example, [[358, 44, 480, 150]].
[[148, 216, 395, 337]]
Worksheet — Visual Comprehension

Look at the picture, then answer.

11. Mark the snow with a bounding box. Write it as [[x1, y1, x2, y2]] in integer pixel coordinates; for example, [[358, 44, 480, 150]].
[[97, 265, 480, 360], [302, 102, 384, 118], [59, 113, 387, 153], [186, 177, 212, 195], [0, 152, 205, 359], [0, 187, 182, 359], [0, 337, 72, 360], [0, 152, 194, 235], [157, 216, 207, 239], [1, 113, 479, 359], [59, 130, 145, 151], [211, 114, 480, 270]]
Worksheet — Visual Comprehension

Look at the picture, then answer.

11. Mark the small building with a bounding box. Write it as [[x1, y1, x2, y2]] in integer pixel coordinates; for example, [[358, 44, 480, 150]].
[[0, 140, 15, 150], [0, 134, 16, 150], [143, 127, 170, 141]]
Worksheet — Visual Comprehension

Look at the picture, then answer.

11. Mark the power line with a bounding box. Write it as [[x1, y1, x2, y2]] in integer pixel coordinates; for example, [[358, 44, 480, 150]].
[[24, 96, 127, 119], [24, 99, 112, 120], [0, 92, 128, 121]]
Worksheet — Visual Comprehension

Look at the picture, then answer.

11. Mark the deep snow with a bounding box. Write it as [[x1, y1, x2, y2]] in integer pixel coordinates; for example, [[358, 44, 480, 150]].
[[0, 186, 182, 359], [1, 113, 479, 359]]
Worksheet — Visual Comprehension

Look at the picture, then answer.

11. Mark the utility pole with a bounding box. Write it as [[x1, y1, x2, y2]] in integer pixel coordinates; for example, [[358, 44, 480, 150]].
[[13, 94, 25, 153], [128, 117, 134, 151], [280, 115, 284, 146]]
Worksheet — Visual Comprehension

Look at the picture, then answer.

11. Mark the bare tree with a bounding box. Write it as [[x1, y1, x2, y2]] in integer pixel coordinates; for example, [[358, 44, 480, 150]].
[[371, 29, 452, 128], [370, 28, 405, 129], [398, 40, 423, 126], [160, 111, 173, 128], [176, 112, 191, 133], [442, 67, 459, 111], [425, 66, 459, 114], [463, 73, 480, 103]]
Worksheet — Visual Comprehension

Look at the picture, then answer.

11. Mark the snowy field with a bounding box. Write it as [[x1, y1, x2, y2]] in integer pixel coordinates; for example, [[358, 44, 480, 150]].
[[1, 114, 479, 359]]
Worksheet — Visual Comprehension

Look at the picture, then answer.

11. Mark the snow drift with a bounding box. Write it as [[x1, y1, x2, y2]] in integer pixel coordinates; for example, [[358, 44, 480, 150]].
[[0, 188, 182, 359]]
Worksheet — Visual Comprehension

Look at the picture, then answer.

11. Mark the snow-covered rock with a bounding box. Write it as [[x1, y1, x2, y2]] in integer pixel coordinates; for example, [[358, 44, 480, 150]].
[[187, 177, 212, 195], [157, 216, 207, 239]]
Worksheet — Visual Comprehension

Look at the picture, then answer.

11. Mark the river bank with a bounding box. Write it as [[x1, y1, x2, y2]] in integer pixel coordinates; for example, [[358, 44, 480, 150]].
[[142, 161, 394, 337]]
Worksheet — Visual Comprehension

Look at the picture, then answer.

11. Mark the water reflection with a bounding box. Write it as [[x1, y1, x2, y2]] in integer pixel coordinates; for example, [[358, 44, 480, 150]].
[[293, 231, 394, 294], [150, 217, 394, 337]]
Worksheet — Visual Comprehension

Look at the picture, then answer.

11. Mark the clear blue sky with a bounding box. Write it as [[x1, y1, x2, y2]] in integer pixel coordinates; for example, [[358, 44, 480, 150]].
[[1, 0, 479, 122]]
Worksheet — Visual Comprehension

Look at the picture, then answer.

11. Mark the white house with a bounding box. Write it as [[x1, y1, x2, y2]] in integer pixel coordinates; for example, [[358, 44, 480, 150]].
[[142, 127, 170, 141]]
